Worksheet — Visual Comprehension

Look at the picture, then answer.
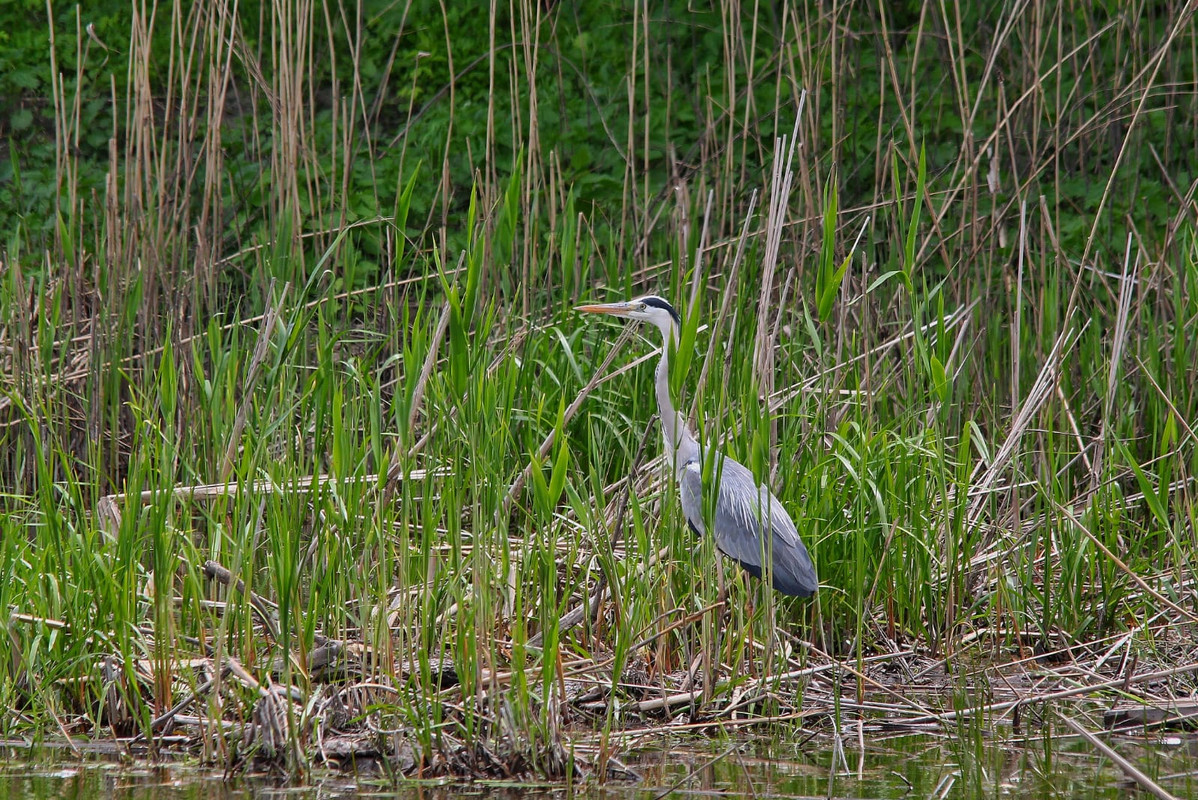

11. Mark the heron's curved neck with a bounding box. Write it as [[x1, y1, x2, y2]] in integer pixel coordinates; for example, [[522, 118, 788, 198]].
[[653, 320, 695, 468]]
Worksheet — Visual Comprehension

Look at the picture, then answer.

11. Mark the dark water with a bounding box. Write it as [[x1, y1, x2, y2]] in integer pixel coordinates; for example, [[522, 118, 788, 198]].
[[3, 731, 1198, 799]]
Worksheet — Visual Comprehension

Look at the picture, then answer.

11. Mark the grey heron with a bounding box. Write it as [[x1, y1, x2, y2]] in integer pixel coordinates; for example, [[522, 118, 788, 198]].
[[576, 295, 818, 597]]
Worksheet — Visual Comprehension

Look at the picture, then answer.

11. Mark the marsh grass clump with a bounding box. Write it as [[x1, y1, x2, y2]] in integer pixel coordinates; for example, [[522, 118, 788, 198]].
[[2, 0, 1197, 787]]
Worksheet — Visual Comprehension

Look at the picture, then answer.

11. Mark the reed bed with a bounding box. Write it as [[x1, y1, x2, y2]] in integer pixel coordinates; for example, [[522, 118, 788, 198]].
[[2, 0, 1197, 785]]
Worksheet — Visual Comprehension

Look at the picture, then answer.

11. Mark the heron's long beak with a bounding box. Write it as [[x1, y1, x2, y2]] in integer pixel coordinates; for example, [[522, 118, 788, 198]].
[[575, 301, 634, 317]]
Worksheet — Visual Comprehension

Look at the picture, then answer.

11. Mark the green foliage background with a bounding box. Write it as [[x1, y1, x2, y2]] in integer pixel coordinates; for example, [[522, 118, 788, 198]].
[[6, 1, 1192, 269]]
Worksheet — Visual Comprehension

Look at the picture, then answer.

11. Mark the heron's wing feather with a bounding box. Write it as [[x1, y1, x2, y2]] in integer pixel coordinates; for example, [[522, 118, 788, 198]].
[[678, 460, 707, 538], [679, 450, 817, 596], [680, 453, 767, 575]]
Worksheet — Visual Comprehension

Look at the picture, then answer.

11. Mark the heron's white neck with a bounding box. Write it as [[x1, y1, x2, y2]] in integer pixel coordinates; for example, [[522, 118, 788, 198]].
[[651, 318, 698, 472]]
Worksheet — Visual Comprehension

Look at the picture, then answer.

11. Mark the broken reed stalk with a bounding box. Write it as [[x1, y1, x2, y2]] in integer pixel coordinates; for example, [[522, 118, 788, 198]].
[[1059, 716, 1180, 800]]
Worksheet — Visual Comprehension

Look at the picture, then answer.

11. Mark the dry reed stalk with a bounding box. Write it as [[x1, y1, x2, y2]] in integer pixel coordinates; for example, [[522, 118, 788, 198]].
[[1090, 234, 1139, 486], [1060, 716, 1181, 800], [904, 659, 1198, 727], [965, 318, 1079, 539], [693, 190, 758, 411], [752, 104, 803, 402], [1050, 500, 1198, 624]]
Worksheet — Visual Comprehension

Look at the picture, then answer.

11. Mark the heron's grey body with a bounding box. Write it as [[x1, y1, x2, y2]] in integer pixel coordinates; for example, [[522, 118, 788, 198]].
[[679, 451, 817, 596], [576, 294, 818, 597]]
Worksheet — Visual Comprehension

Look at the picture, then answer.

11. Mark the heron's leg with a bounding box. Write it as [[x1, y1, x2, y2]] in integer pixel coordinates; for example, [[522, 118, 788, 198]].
[[705, 555, 727, 701], [715, 553, 727, 611], [745, 591, 756, 679]]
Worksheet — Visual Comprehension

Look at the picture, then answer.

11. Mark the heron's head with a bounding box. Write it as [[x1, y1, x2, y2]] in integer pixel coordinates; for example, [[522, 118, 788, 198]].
[[575, 295, 680, 338]]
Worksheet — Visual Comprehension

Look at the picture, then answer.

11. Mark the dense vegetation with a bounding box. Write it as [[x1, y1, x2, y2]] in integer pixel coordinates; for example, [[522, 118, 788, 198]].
[[2, 0, 1196, 782]]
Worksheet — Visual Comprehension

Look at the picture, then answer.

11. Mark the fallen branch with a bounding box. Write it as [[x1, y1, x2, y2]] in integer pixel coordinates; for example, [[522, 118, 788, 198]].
[[1060, 715, 1179, 800]]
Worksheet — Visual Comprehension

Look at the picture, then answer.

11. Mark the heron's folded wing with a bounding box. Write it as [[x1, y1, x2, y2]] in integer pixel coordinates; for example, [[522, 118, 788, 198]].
[[679, 454, 767, 578], [680, 452, 817, 595]]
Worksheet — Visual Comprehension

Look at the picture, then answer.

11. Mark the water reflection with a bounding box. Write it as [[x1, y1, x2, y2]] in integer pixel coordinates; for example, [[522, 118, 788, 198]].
[[3, 731, 1197, 800]]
